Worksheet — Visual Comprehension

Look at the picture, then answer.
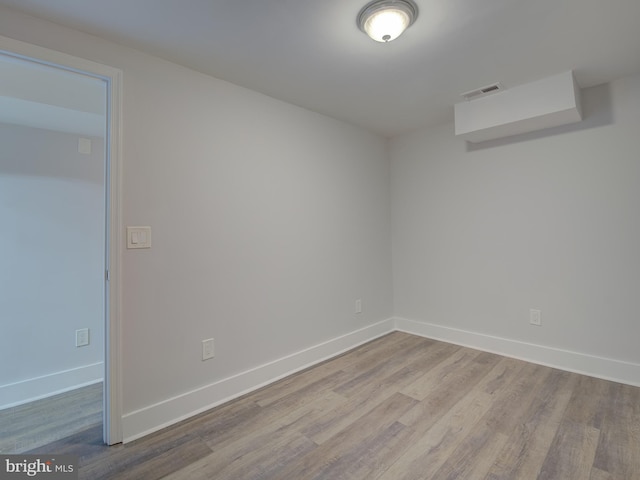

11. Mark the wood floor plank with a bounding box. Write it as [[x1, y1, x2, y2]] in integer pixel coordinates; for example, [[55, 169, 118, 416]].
[[302, 341, 459, 445], [538, 423, 600, 480], [269, 334, 417, 389], [590, 466, 612, 480], [332, 336, 435, 397], [483, 369, 578, 480], [377, 357, 519, 480], [301, 379, 401, 445], [317, 421, 415, 480], [592, 382, 640, 478], [337, 332, 429, 375], [202, 369, 351, 448], [200, 391, 345, 472], [249, 357, 350, 408], [166, 432, 316, 480], [276, 392, 417, 480], [255, 365, 351, 407], [399, 347, 482, 400], [346, 340, 460, 403], [378, 391, 498, 480], [561, 375, 609, 428], [79, 426, 203, 479], [153, 393, 262, 444], [427, 360, 546, 479], [0, 383, 102, 454], [536, 373, 610, 480], [482, 361, 552, 435], [397, 353, 505, 428], [26, 424, 106, 465], [431, 428, 510, 480], [109, 437, 212, 480]]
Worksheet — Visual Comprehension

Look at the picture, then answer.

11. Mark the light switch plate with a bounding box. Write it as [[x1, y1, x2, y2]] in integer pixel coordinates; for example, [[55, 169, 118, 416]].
[[127, 226, 152, 249]]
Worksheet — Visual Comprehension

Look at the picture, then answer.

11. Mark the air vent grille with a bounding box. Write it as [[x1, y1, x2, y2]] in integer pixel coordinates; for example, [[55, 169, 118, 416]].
[[460, 82, 504, 101]]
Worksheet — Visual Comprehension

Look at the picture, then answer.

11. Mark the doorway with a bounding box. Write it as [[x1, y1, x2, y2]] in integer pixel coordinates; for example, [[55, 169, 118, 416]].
[[0, 36, 122, 448]]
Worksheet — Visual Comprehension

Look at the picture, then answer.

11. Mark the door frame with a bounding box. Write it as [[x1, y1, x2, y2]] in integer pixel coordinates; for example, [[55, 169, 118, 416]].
[[0, 35, 123, 444]]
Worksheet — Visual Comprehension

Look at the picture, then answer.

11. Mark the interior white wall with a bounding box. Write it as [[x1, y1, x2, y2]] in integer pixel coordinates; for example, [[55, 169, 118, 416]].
[[0, 6, 393, 430], [0, 122, 105, 406], [391, 74, 640, 369]]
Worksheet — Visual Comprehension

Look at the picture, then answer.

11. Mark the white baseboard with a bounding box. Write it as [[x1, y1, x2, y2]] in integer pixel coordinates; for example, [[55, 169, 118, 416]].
[[122, 318, 395, 443], [0, 362, 104, 410], [395, 317, 640, 387], [122, 315, 640, 443]]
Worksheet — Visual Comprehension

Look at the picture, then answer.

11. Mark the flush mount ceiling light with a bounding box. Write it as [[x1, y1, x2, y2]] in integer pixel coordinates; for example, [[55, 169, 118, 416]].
[[357, 0, 418, 43]]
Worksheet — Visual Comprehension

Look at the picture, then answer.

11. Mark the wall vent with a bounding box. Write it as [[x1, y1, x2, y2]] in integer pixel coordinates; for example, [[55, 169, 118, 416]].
[[460, 82, 504, 101]]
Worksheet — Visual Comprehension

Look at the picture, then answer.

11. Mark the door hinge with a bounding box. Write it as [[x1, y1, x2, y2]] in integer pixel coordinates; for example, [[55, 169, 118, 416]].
[[106, 269, 110, 281]]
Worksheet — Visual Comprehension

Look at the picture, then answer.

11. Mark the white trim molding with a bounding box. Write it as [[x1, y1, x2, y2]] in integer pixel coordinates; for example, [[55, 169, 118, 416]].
[[122, 319, 395, 443], [395, 317, 640, 388], [0, 363, 104, 410]]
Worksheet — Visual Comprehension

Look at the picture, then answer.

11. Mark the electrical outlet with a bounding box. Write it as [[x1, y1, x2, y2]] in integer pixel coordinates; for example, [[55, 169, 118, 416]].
[[355, 299, 362, 314], [202, 338, 215, 360], [530, 309, 541, 326], [76, 328, 89, 347]]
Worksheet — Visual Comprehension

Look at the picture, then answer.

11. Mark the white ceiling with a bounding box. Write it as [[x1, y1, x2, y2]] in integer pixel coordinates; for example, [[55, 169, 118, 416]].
[[1, 0, 639, 137]]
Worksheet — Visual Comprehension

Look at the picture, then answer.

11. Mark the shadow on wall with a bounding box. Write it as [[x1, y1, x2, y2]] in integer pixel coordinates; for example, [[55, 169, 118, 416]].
[[465, 82, 613, 151]]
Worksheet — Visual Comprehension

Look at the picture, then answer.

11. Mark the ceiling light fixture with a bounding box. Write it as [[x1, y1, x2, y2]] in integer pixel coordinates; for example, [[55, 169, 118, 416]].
[[357, 0, 418, 43]]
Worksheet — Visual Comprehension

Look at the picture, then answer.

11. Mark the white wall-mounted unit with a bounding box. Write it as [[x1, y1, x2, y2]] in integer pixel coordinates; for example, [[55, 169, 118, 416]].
[[455, 71, 582, 143]]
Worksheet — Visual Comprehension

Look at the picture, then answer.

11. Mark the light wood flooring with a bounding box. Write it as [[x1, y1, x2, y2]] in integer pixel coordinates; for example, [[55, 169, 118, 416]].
[[0, 382, 102, 454], [27, 332, 640, 479]]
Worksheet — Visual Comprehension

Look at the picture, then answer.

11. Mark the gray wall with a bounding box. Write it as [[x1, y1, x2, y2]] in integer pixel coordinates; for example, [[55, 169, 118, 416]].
[[0, 122, 105, 406], [391, 73, 640, 366]]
